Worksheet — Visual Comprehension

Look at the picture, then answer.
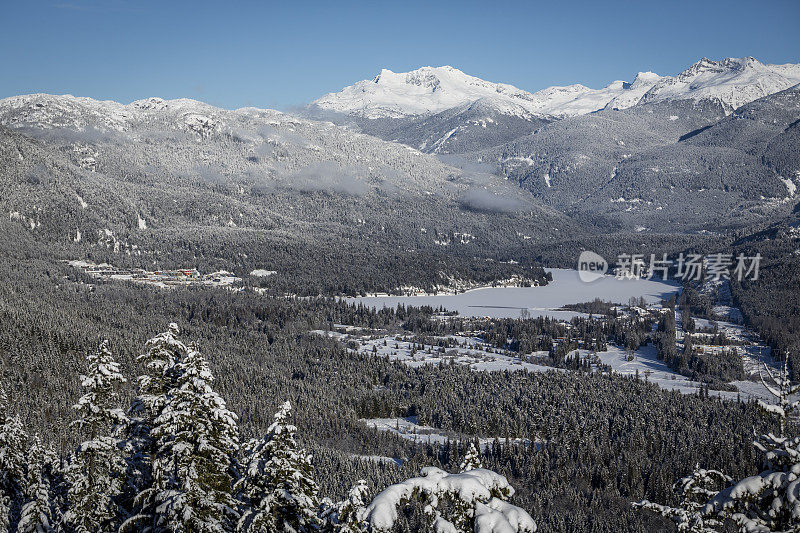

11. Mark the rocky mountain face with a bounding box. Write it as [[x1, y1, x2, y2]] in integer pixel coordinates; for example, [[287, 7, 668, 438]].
[[307, 65, 665, 155], [310, 65, 665, 120], [639, 57, 800, 113], [312, 58, 800, 121]]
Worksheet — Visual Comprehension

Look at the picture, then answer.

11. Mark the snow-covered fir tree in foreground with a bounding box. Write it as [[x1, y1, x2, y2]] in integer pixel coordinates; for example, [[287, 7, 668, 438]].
[[122, 322, 193, 532], [148, 346, 240, 532], [0, 488, 10, 533], [0, 384, 28, 530], [320, 479, 370, 533], [236, 400, 319, 532], [17, 438, 53, 533], [0, 324, 537, 532], [636, 354, 800, 532], [64, 340, 128, 533]]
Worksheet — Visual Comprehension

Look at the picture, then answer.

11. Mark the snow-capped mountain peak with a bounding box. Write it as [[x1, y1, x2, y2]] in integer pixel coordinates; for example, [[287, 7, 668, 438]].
[[311, 66, 664, 120], [311, 65, 546, 119], [639, 57, 800, 112], [310, 57, 800, 122], [630, 71, 662, 87]]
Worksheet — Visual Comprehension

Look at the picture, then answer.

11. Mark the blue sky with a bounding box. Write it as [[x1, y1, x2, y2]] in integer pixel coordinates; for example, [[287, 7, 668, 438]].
[[2, 0, 798, 110]]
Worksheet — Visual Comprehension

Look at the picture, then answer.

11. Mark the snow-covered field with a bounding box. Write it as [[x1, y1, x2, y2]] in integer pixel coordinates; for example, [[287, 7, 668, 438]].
[[327, 332, 558, 373], [314, 327, 772, 400], [360, 417, 531, 450], [586, 344, 771, 401], [347, 268, 679, 319]]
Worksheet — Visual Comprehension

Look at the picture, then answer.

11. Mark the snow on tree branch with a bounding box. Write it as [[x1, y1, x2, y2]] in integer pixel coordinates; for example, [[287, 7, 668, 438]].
[[361, 466, 536, 532]]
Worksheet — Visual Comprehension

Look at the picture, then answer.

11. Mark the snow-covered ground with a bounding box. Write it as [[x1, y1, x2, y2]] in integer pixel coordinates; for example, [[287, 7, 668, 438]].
[[249, 269, 277, 277], [347, 268, 679, 319], [349, 454, 403, 467], [585, 344, 771, 401], [324, 331, 558, 373], [691, 317, 773, 377], [360, 417, 531, 450], [681, 279, 776, 378], [68, 260, 241, 289], [314, 326, 772, 400]]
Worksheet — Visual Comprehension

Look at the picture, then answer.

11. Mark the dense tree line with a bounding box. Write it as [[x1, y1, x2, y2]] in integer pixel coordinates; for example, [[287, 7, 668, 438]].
[[654, 305, 744, 388], [730, 210, 800, 379]]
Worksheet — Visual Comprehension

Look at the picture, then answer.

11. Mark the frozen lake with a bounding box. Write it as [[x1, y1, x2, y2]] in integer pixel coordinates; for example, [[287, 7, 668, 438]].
[[347, 268, 679, 319]]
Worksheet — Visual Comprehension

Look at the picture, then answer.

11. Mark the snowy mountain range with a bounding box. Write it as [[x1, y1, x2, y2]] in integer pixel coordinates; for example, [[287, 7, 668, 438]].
[[0, 90, 577, 277], [0, 54, 797, 244], [311, 58, 800, 120], [639, 57, 800, 113], [310, 65, 661, 120], [0, 94, 226, 135]]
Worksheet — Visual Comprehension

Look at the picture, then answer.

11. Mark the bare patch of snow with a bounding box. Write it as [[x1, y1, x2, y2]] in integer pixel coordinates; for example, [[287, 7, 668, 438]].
[[780, 176, 797, 197], [249, 269, 277, 277]]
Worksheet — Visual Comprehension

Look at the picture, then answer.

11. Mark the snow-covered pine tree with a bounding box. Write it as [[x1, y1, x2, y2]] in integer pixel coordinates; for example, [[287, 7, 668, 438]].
[[64, 340, 128, 533], [41, 444, 68, 530], [701, 356, 800, 531], [133, 323, 191, 424], [17, 438, 53, 533], [635, 354, 800, 532], [633, 464, 731, 532], [459, 442, 483, 473], [122, 323, 192, 530], [0, 487, 10, 533], [756, 356, 800, 438], [360, 467, 537, 533], [235, 401, 320, 533], [0, 386, 6, 424], [234, 435, 272, 533], [320, 479, 369, 533], [143, 345, 240, 532], [0, 384, 28, 508]]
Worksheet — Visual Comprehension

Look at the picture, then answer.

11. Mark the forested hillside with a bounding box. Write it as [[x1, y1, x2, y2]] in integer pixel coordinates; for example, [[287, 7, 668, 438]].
[[481, 88, 800, 231], [0, 95, 580, 295]]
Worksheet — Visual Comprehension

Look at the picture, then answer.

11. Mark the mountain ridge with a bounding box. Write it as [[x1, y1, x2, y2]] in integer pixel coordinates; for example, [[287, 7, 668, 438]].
[[310, 57, 800, 121]]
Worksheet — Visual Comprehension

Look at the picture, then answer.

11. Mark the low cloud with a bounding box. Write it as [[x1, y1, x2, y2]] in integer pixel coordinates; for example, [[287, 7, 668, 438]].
[[192, 164, 228, 187], [228, 126, 260, 143], [459, 188, 525, 213], [436, 154, 497, 176], [282, 161, 369, 197]]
